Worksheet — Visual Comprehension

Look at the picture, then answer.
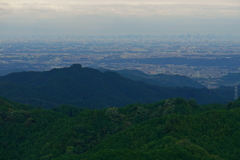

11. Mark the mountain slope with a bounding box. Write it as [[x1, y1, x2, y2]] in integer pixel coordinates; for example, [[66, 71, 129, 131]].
[[219, 73, 240, 86], [0, 64, 233, 109], [99, 68, 204, 88]]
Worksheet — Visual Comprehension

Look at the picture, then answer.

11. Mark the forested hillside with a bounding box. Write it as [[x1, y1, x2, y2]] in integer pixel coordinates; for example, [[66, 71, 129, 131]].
[[1, 96, 240, 160], [0, 64, 235, 109]]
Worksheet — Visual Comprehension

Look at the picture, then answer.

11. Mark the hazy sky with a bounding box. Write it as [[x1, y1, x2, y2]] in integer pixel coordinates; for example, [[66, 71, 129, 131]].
[[1, 0, 240, 36]]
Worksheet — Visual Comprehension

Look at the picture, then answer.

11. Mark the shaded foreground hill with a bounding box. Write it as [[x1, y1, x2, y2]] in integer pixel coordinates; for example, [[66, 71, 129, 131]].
[[0, 64, 234, 109], [1, 96, 240, 160]]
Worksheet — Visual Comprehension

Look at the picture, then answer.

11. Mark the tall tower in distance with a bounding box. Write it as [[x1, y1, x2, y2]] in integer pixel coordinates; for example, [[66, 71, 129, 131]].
[[234, 82, 239, 100]]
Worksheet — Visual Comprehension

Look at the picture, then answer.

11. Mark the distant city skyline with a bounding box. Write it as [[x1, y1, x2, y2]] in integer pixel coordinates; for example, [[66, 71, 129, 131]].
[[1, 0, 240, 36]]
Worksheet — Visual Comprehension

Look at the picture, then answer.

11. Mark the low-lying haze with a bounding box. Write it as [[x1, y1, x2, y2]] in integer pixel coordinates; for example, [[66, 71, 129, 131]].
[[1, 0, 240, 36]]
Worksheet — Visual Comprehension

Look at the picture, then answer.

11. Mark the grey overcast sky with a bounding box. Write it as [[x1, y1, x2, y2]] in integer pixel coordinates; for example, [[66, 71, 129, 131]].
[[1, 0, 240, 36]]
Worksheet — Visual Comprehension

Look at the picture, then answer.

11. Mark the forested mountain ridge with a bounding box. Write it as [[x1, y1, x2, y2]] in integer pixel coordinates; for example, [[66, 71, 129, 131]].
[[98, 68, 204, 88], [1, 96, 240, 160], [0, 64, 235, 109]]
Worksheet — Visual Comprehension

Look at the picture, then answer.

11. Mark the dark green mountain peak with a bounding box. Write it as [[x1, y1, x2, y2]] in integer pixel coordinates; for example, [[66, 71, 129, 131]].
[[49, 63, 83, 73], [69, 63, 83, 69], [0, 65, 234, 109]]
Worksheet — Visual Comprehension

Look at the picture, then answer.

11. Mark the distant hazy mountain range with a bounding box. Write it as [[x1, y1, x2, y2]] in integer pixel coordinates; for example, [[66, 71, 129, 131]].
[[98, 68, 204, 88], [0, 64, 234, 109]]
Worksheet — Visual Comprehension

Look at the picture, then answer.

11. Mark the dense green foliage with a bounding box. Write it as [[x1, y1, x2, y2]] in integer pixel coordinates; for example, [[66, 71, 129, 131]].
[[1, 96, 240, 160], [0, 64, 234, 109]]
